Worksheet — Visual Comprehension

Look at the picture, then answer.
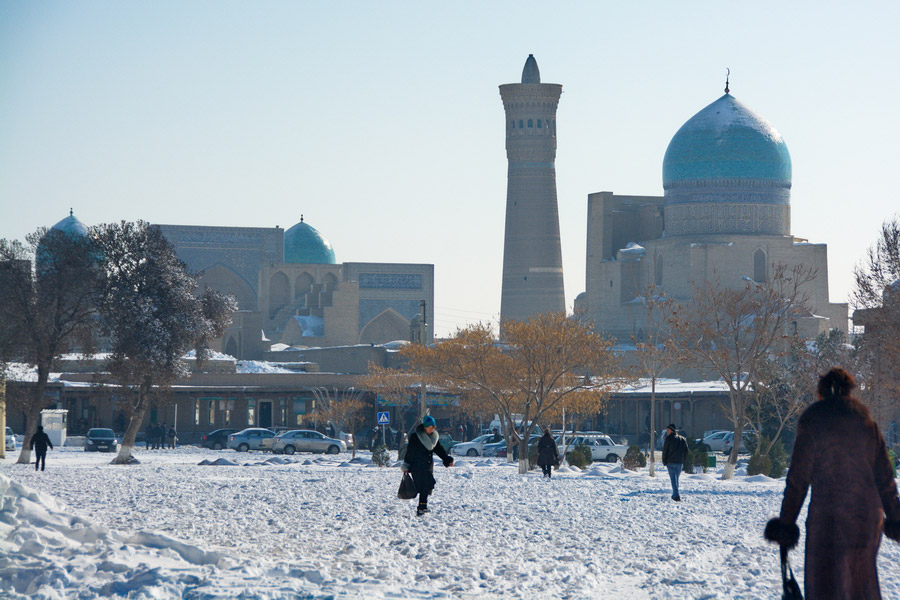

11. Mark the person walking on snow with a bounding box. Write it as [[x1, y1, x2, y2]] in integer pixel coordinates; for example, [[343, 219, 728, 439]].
[[30, 425, 53, 471], [662, 424, 687, 501], [402, 415, 453, 516], [537, 427, 559, 478], [765, 368, 900, 599]]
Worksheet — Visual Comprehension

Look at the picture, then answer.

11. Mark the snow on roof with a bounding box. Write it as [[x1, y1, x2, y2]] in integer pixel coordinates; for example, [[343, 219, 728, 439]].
[[619, 378, 732, 394]]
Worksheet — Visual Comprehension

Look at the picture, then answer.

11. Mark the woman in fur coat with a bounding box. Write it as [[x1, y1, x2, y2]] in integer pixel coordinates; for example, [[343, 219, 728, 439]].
[[402, 415, 453, 516], [537, 428, 559, 478], [765, 367, 900, 599]]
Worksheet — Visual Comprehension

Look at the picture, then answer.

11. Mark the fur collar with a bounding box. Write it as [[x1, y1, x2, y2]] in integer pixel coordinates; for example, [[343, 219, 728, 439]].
[[415, 425, 439, 451]]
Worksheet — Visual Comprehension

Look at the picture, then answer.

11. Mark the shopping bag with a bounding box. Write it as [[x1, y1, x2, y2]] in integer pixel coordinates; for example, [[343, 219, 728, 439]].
[[780, 545, 803, 600], [397, 472, 418, 500]]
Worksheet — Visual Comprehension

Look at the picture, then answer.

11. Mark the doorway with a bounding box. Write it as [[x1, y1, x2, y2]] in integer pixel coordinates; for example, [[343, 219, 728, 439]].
[[259, 401, 273, 428]]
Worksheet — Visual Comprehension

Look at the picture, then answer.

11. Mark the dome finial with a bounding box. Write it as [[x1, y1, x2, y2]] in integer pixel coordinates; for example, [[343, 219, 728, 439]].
[[69, 207, 73, 217], [725, 68, 730, 94], [300, 214, 304, 223]]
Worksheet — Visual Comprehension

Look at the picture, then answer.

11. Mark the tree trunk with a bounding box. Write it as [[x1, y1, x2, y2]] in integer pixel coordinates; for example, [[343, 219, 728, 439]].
[[648, 381, 657, 477], [112, 380, 150, 465], [16, 403, 44, 465], [518, 437, 529, 474], [17, 365, 52, 464]]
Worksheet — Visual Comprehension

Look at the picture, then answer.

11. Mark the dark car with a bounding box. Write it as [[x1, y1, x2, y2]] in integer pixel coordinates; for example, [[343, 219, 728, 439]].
[[200, 428, 239, 450], [85, 428, 118, 452]]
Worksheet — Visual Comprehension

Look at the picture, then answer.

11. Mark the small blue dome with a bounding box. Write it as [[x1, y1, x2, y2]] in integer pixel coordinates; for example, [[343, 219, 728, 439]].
[[49, 210, 89, 238], [283, 217, 336, 264], [663, 94, 791, 186]]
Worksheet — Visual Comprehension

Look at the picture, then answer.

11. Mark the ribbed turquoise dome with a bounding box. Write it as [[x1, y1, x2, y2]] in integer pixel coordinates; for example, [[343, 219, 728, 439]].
[[663, 94, 791, 186], [49, 210, 90, 238], [283, 217, 336, 264]]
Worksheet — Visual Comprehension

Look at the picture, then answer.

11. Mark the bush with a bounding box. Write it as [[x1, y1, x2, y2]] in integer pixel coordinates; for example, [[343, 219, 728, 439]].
[[890, 449, 898, 479], [746, 437, 787, 478], [567, 444, 593, 469], [747, 452, 772, 477], [768, 438, 788, 478], [372, 443, 391, 467], [623, 445, 646, 471], [684, 437, 708, 474]]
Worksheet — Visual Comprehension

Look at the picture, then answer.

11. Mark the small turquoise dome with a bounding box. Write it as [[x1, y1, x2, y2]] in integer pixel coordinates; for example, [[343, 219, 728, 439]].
[[283, 216, 336, 264], [663, 94, 791, 186], [49, 209, 90, 238]]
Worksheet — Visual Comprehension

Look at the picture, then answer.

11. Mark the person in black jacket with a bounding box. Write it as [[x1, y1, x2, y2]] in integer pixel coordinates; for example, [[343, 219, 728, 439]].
[[537, 427, 559, 479], [30, 425, 54, 471], [402, 415, 453, 516], [661, 424, 688, 501]]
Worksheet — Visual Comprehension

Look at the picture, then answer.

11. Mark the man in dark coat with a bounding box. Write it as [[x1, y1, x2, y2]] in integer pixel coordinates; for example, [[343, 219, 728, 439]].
[[29, 425, 53, 471], [401, 415, 453, 516], [537, 428, 559, 478], [661, 424, 687, 501], [765, 368, 900, 600]]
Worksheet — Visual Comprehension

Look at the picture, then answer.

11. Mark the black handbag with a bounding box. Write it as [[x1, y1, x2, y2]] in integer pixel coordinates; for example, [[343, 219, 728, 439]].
[[780, 545, 803, 600], [397, 472, 418, 500]]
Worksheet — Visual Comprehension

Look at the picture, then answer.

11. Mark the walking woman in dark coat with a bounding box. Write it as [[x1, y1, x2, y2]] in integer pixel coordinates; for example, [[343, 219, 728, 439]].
[[537, 428, 558, 478], [401, 415, 453, 516], [765, 367, 900, 599]]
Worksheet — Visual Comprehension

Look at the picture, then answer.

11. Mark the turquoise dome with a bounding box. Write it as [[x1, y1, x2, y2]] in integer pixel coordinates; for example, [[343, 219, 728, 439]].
[[49, 210, 90, 238], [663, 94, 791, 186], [283, 217, 336, 264]]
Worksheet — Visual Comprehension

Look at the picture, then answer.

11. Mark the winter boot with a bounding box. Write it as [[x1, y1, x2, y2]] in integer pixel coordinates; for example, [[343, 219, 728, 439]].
[[416, 503, 430, 516]]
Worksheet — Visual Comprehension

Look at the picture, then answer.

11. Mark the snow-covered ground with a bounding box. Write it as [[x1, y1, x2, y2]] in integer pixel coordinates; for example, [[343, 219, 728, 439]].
[[2, 447, 900, 599]]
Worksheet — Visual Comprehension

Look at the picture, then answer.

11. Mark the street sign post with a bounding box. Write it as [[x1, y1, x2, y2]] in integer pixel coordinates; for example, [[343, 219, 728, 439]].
[[377, 412, 390, 447]]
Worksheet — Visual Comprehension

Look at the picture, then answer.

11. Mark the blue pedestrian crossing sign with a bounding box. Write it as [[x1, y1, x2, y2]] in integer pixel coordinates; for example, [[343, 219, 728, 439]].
[[377, 412, 390, 425]]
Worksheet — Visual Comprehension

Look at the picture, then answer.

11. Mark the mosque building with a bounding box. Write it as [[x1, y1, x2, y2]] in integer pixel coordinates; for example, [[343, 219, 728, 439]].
[[577, 80, 848, 343], [156, 217, 434, 359]]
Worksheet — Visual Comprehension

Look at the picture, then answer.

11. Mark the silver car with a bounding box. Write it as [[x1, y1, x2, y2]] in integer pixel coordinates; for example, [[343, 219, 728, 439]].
[[227, 428, 276, 452], [272, 429, 346, 455], [5, 427, 16, 452]]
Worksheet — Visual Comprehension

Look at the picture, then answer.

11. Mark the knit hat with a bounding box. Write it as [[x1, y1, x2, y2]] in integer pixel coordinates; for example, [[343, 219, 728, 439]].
[[423, 415, 436, 428], [666, 424, 677, 432]]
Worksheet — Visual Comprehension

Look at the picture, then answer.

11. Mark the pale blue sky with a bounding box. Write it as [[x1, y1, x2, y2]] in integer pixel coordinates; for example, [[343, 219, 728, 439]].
[[2, 2, 898, 336]]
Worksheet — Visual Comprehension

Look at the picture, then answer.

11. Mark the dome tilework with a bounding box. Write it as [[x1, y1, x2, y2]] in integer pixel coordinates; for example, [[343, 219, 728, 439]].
[[283, 219, 336, 264]]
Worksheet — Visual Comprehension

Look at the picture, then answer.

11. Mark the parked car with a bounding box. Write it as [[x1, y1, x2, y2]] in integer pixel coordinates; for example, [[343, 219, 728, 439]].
[[439, 434, 461, 452], [261, 427, 295, 452], [721, 431, 754, 455], [227, 428, 276, 452], [200, 428, 240, 450], [271, 429, 346, 455], [451, 433, 501, 457], [5, 426, 16, 452], [85, 428, 118, 453], [558, 433, 627, 463], [695, 430, 731, 452], [482, 441, 506, 457]]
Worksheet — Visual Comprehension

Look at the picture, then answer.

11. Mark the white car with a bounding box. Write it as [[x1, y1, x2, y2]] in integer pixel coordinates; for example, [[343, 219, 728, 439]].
[[695, 430, 731, 452], [227, 428, 276, 452], [721, 432, 753, 455], [271, 430, 346, 455], [558, 433, 627, 463], [5, 427, 15, 452], [451, 434, 502, 457]]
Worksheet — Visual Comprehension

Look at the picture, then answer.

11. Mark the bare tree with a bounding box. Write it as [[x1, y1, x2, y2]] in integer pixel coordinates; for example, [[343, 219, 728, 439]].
[[852, 216, 900, 427], [307, 386, 368, 457], [0, 229, 98, 464], [669, 264, 815, 479], [94, 221, 233, 464], [629, 285, 678, 477]]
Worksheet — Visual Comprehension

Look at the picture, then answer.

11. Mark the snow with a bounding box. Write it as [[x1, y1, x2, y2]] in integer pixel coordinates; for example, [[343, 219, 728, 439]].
[[2, 447, 900, 599]]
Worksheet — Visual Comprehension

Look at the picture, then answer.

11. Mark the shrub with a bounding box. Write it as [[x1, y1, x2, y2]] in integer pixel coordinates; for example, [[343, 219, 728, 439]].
[[372, 443, 391, 467], [890, 449, 898, 479], [623, 445, 646, 471], [684, 437, 708, 474], [768, 438, 788, 478], [747, 452, 772, 477], [567, 444, 593, 469]]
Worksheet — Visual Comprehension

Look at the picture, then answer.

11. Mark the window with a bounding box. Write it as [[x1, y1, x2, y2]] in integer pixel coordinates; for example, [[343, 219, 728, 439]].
[[537, 120, 542, 129], [208, 399, 215, 425], [194, 399, 199, 426], [754, 249, 767, 282], [527, 119, 533, 128], [293, 398, 305, 426], [518, 119, 523, 128], [226, 399, 235, 425], [248, 399, 256, 426]]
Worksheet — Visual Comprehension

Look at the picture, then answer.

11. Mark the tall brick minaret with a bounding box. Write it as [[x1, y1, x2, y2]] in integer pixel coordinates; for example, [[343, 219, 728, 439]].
[[499, 54, 565, 325]]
